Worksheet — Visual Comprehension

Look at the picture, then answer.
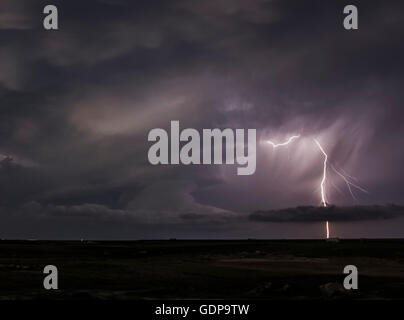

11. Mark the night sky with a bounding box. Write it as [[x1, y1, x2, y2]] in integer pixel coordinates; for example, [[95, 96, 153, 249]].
[[1, 0, 404, 239]]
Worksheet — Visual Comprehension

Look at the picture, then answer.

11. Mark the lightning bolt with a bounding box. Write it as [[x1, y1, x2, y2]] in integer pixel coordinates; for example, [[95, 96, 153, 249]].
[[313, 139, 368, 239], [267, 135, 300, 148], [313, 139, 330, 239], [313, 139, 328, 208], [268, 135, 368, 240]]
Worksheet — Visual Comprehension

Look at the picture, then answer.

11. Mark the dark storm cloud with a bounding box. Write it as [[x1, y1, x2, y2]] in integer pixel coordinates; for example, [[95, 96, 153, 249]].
[[0, 0, 403, 238], [249, 205, 404, 222], [0, 0, 36, 30]]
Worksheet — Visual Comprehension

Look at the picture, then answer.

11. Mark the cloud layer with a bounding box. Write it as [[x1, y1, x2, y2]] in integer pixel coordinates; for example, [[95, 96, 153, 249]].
[[250, 205, 404, 222]]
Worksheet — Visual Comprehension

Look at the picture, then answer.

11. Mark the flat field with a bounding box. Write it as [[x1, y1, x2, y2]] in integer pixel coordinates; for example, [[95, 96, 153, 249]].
[[0, 239, 403, 300]]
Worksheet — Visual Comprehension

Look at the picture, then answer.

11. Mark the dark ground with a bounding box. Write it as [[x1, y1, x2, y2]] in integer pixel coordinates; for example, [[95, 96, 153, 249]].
[[0, 239, 403, 300]]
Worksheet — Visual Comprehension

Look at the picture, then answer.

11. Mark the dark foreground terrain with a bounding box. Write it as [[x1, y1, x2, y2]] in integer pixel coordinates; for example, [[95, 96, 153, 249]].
[[0, 239, 403, 300]]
